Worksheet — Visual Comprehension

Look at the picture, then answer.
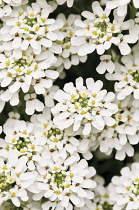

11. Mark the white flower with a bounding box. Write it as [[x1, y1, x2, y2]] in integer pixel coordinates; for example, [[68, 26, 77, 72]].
[[0, 0, 28, 18], [0, 1, 63, 54], [96, 54, 115, 74], [74, 199, 95, 210], [0, 48, 58, 110], [115, 29, 139, 56], [44, 85, 59, 107], [30, 158, 96, 209], [0, 89, 19, 107], [0, 151, 36, 206], [94, 95, 139, 160], [1, 197, 42, 210], [30, 113, 80, 162], [91, 175, 115, 209], [52, 77, 118, 135], [1, 0, 28, 7], [109, 162, 139, 210], [106, 0, 139, 16], [106, 51, 139, 100], [71, 1, 136, 56], [24, 93, 44, 115], [2, 118, 46, 170], [76, 129, 99, 160], [51, 13, 87, 73]]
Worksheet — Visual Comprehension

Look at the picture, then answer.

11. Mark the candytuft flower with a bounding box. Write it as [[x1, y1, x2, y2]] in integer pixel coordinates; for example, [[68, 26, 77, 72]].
[[52, 77, 118, 135]]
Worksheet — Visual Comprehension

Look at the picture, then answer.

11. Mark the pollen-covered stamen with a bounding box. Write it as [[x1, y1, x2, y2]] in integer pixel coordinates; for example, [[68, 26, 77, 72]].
[[52, 171, 66, 188], [16, 14, 42, 35], [14, 137, 31, 151], [70, 93, 96, 114], [24, 16, 37, 27], [3, 51, 41, 79], [95, 21, 108, 34], [13, 58, 32, 68], [44, 126, 64, 143]]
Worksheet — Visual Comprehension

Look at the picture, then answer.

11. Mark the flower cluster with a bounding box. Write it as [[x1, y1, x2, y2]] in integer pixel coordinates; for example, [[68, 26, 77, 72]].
[[71, 1, 138, 56], [52, 77, 118, 135], [106, 47, 139, 100], [93, 95, 139, 160], [92, 176, 114, 210], [0, 0, 139, 209], [0, 0, 28, 18], [109, 162, 139, 210], [53, 14, 87, 76], [0, 111, 97, 208], [0, 152, 37, 207]]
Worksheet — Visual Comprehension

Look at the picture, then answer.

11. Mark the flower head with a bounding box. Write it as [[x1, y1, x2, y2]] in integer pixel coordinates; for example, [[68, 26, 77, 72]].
[[52, 77, 118, 135], [109, 162, 139, 210]]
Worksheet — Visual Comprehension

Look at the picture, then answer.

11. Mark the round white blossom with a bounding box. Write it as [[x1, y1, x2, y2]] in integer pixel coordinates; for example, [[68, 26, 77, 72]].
[[71, 1, 137, 56], [92, 95, 139, 160], [0, 48, 58, 91], [0, 0, 28, 18], [0, 151, 37, 207], [52, 77, 118, 135], [106, 51, 139, 100], [29, 158, 96, 209], [51, 13, 87, 75], [109, 162, 139, 210], [0, 0, 63, 54], [30, 108, 81, 162], [91, 175, 115, 209]]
